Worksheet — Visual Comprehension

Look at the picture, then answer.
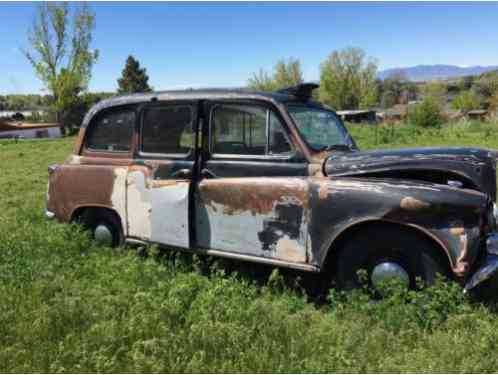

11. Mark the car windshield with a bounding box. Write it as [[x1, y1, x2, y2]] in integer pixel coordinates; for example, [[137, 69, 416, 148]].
[[287, 105, 352, 151]]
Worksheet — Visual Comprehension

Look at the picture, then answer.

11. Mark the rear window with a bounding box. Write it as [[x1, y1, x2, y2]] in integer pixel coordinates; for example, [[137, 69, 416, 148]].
[[86, 109, 135, 152]]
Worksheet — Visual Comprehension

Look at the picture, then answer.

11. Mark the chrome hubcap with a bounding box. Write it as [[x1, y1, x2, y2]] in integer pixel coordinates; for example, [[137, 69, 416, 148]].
[[371, 262, 410, 290], [94, 224, 113, 246]]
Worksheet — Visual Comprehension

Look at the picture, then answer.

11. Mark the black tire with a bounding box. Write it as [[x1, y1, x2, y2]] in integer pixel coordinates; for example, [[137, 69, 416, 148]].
[[79, 209, 124, 248], [335, 226, 447, 291]]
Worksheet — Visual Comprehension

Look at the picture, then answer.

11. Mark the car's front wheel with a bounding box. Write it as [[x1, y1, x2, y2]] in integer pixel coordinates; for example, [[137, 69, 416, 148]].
[[334, 225, 448, 292]]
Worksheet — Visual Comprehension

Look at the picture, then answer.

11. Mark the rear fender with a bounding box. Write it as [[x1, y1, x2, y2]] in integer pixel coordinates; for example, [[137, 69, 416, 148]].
[[47, 162, 128, 235]]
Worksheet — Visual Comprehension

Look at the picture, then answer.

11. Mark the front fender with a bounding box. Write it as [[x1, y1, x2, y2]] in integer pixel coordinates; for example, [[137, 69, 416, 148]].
[[308, 177, 489, 277]]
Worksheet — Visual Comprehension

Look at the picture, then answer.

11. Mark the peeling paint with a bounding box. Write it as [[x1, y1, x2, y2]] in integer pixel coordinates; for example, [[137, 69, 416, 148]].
[[47, 88, 497, 286], [126, 169, 190, 247], [400, 196, 430, 210], [196, 178, 308, 263]]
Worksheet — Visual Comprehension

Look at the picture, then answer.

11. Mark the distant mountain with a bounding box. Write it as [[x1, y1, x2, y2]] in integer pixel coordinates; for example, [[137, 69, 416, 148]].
[[378, 65, 498, 81]]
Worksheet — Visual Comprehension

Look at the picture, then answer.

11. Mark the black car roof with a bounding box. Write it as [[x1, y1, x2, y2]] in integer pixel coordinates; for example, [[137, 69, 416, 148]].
[[81, 85, 324, 128]]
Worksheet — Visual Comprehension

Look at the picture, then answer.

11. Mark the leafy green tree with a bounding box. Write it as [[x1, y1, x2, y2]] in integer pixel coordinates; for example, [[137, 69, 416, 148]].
[[487, 91, 498, 111], [247, 69, 276, 91], [273, 58, 303, 89], [421, 81, 447, 106], [473, 75, 498, 99], [408, 96, 443, 128], [63, 91, 115, 130], [248, 58, 303, 91], [319, 47, 378, 110], [4, 96, 27, 111], [453, 91, 482, 113], [379, 73, 417, 108], [380, 90, 397, 109], [23, 2, 98, 127], [459, 75, 475, 91], [117, 56, 152, 94]]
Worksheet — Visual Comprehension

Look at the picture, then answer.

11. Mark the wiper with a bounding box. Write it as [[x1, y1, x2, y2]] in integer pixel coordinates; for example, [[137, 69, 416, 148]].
[[319, 144, 352, 152]]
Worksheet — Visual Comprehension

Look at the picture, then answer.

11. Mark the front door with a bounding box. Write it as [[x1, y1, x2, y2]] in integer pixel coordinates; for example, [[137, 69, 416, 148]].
[[126, 101, 198, 248], [195, 101, 311, 264]]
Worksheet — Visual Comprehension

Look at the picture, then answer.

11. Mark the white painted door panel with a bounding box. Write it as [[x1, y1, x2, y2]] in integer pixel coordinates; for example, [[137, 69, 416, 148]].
[[195, 178, 309, 263], [126, 168, 190, 248]]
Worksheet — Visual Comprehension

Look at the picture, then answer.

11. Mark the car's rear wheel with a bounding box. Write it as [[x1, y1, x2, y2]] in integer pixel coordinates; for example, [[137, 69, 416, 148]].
[[334, 226, 448, 292], [79, 209, 124, 248]]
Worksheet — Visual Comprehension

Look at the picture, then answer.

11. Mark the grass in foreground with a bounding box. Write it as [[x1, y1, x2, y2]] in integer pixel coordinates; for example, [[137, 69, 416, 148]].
[[1, 122, 498, 372]]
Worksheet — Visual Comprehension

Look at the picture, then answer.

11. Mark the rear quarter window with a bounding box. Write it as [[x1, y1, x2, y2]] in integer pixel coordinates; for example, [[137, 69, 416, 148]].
[[86, 109, 135, 152], [141, 105, 194, 155]]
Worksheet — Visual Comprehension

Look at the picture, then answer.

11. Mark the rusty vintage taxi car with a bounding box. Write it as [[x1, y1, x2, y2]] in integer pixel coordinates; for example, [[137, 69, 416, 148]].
[[46, 83, 498, 292]]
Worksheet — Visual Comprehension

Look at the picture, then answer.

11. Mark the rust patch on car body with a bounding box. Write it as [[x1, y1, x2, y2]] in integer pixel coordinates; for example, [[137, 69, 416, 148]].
[[47, 165, 117, 221], [199, 177, 308, 216], [258, 196, 305, 251], [47, 87, 497, 284], [196, 178, 310, 263], [307, 176, 488, 277]]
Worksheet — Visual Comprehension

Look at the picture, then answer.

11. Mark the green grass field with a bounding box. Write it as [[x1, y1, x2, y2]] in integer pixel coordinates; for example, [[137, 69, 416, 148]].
[[2, 121, 498, 372]]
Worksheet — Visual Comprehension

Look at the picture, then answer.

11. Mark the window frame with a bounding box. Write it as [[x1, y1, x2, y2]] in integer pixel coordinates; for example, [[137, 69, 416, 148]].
[[84, 105, 136, 155], [286, 104, 351, 152], [208, 101, 295, 161], [138, 101, 196, 160]]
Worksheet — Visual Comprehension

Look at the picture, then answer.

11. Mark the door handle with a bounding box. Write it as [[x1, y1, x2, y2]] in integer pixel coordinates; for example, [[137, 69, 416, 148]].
[[201, 168, 218, 179], [171, 168, 192, 179]]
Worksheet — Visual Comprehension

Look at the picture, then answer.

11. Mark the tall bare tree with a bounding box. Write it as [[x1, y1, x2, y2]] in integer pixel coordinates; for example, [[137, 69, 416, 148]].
[[24, 2, 98, 127]]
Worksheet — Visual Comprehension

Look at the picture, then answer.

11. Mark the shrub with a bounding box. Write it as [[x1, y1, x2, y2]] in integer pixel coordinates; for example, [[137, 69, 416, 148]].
[[408, 97, 444, 128], [453, 91, 482, 113]]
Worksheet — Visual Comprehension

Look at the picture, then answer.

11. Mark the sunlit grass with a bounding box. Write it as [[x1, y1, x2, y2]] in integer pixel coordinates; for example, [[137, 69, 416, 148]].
[[348, 118, 498, 150], [1, 124, 498, 372]]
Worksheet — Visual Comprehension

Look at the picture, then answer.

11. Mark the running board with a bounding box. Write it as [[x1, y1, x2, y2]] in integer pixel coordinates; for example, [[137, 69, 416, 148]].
[[125, 238, 320, 273]]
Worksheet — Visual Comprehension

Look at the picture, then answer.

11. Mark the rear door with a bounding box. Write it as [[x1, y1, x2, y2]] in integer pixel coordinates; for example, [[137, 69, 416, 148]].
[[126, 101, 198, 248]]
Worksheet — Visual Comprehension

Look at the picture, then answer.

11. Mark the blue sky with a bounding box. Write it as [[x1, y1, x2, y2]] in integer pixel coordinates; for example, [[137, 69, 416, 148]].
[[1, 1, 498, 94]]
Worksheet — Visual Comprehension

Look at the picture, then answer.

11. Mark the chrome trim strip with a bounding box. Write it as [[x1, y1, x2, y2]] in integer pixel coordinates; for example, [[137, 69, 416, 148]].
[[124, 238, 320, 272], [125, 238, 148, 246], [197, 248, 320, 272]]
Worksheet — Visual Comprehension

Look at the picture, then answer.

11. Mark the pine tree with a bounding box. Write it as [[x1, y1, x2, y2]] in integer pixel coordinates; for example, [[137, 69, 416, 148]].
[[117, 56, 152, 94]]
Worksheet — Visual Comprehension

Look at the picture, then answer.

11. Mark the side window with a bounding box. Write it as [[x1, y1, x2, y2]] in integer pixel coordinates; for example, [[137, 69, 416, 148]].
[[86, 109, 135, 152], [212, 105, 266, 155], [211, 104, 293, 156], [269, 111, 292, 155], [141, 105, 193, 155]]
